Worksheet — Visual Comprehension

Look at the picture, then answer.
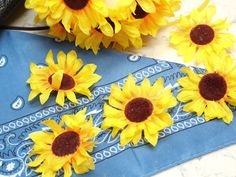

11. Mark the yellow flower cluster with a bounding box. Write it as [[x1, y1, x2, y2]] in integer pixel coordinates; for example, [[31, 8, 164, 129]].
[[28, 109, 100, 177], [177, 53, 236, 124], [25, 0, 181, 54], [170, 4, 236, 124], [27, 50, 101, 107], [26, 2, 236, 177], [170, 5, 236, 65]]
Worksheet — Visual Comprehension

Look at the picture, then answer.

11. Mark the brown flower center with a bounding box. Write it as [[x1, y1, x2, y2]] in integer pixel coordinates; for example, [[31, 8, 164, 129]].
[[132, 4, 149, 19], [48, 73, 75, 90], [190, 24, 215, 45], [125, 97, 153, 122], [199, 73, 227, 101], [52, 131, 80, 156], [64, 0, 89, 10]]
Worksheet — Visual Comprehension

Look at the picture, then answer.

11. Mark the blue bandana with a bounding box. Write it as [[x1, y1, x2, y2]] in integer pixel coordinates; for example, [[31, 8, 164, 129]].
[[0, 30, 236, 177]]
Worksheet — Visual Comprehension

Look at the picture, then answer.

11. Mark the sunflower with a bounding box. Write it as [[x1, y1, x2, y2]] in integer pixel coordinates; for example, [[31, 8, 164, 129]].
[[27, 50, 101, 106], [73, 18, 142, 54], [170, 5, 236, 64], [177, 53, 236, 124], [49, 23, 75, 42], [28, 109, 100, 177], [124, 0, 181, 37], [101, 74, 177, 146], [25, 0, 109, 35]]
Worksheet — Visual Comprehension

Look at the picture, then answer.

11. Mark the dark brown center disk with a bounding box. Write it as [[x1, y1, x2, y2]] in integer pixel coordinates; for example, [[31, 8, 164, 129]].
[[132, 4, 149, 19], [48, 73, 75, 90], [125, 97, 153, 122], [199, 73, 227, 101], [64, 0, 89, 10], [190, 24, 215, 45], [52, 131, 80, 156]]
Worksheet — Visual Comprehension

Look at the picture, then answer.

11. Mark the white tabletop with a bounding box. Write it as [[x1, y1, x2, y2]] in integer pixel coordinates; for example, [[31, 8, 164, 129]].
[[2, 0, 236, 177]]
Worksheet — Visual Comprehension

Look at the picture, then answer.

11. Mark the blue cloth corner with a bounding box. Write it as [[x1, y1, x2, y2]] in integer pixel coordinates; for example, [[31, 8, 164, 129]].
[[0, 30, 236, 177]]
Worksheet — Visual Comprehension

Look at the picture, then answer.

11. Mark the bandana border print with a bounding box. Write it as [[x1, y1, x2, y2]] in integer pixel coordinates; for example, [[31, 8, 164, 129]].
[[0, 57, 235, 176]]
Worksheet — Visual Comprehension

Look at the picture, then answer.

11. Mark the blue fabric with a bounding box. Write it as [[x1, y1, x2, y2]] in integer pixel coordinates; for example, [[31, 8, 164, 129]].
[[0, 30, 236, 177]]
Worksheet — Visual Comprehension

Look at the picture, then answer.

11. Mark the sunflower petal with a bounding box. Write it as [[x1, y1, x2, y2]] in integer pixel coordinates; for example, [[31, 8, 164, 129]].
[[144, 128, 158, 146], [51, 70, 63, 90], [56, 91, 65, 106]]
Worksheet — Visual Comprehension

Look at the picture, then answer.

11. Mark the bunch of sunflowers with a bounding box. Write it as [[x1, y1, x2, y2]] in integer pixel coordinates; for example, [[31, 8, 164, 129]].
[[24, 1, 236, 177], [25, 0, 181, 54]]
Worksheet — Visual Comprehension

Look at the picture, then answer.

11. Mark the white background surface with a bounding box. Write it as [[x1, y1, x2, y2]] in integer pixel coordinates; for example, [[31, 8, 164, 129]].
[[2, 0, 236, 177]]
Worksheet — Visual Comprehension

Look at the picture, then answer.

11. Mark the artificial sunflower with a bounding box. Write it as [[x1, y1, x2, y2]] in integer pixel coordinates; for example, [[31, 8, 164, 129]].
[[25, 0, 109, 35], [73, 18, 142, 54], [125, 0, 181, 36], [49, 23, 75, 42], [170, 5, 236, 64], [28, 109, 100, 177], [27, 50, 101, 106], [102, 74, 177, 146], [177, 53, 236, 124]]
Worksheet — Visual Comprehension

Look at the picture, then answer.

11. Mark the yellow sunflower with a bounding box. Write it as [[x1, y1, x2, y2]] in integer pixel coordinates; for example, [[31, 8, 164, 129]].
[[170, 5, 236, 64], [28, 109, 100, 177], [25, 0, 109, 35], [177, 53, 236, 124], [27, 50, 101, 106], [73, 18, 142, 54], [49, 23, 75, 42], [102, 75, 177, 146], [124, 0, 181, 37]]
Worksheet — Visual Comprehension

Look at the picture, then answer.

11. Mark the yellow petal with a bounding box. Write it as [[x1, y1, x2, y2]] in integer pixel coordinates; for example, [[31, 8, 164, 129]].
[[141, 78, 151, 95], [66, 91, 78, 104], [220, 102, 233, 124], [177, 90, 199, 102], [42, 119, 64, 135], [42, 170, 56, 177], [63, 163, 72, 177], [39, 90, 51, 105], [74, 86, 92, 98], [108, 97, 124, 110], [56, 91, 65, 106], [62, 10, 72, 32], [51, 70, 63, 90], [110, 84, 126, 102], [120, 125, 136, 146], [111, 127, 120, 138], [28, 153, 48, 167], [144, 128, 158, 146], [204, 101, 226, 121], [123, 74, 137, 97], [178, 77, 198, 90], [100, 23, 114, 37], [28, 90, 40, 101], [103, 103, 122, 118], [45, 50, 54, 65], [90, 0, 108, 15], [206, 5, 216, 22], [184, 98, 206, 117], [132, 129, 142, 145], [29, 131, 53, 144], [136, 0, 156, 13], [57, 51, 66, 69], [78, 11, 91, 35], [180, 67, 201, 82]]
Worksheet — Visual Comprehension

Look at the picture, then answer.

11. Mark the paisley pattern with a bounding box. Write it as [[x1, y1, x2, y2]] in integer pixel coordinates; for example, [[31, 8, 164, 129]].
[[0, 31, 236, 177], [0, 56, 209, 176], [0, 55, 8, 68], [11, 96, 25, 110]]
